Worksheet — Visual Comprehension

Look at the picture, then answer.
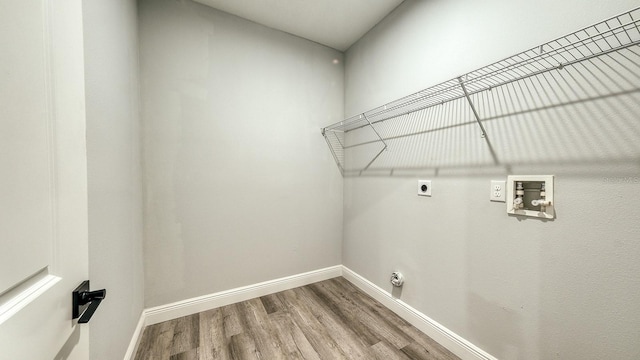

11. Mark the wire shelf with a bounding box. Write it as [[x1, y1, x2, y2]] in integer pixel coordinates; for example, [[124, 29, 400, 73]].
[[322, 7, 640, 175]]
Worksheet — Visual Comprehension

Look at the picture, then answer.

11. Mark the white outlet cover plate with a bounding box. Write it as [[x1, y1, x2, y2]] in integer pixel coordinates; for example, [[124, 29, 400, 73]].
[[417, 180, 432, 196], [490, 180, 506, 202]]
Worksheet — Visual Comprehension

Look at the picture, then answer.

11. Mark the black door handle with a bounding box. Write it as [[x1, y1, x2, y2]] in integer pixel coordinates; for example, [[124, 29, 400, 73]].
[[79, 289, 106, 304], [78, 297, 103, 323], [72, 281, 106, 323]]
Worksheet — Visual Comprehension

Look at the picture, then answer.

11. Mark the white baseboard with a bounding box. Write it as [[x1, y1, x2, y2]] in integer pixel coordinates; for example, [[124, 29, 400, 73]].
[[341, 266, 497, 360], [144, 265, 342, 327], [123, 310, 146, 360], [125, 264, 494, 360]]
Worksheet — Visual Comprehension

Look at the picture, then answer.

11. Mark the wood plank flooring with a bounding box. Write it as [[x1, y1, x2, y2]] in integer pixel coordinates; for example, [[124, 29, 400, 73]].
[[134, 277, 460, 360]]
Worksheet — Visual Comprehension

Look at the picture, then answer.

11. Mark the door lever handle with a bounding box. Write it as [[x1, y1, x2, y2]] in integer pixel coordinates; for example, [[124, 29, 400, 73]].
[[78, 296, 103, 323], [79, 289, 106, 304], [72, 281, 106, 323]]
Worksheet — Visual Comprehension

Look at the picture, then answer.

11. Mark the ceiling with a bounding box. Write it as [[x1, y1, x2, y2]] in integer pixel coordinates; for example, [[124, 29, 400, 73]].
[[193, 0, 404, 52]]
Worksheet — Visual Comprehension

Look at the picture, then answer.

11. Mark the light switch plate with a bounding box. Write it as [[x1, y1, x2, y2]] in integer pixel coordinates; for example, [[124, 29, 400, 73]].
[[417, 180, 432, 196], [490, 180, 506, 202]]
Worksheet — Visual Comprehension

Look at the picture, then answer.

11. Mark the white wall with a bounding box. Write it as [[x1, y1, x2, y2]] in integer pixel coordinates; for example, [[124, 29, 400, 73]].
[[138, 0, 344, 307], [83, 0, 145, 358], [344, 1, 640, 359]]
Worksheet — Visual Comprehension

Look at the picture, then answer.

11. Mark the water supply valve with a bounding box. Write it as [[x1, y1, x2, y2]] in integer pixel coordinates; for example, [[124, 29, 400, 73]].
[[531, 199, 551, 207], [513, 197, 523, 210], [506, 175, 555, 219], [390, 272, 404, 287]]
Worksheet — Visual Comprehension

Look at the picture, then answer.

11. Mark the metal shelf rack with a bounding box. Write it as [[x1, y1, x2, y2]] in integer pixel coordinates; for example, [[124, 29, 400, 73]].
[[322, 7, 640, 176]]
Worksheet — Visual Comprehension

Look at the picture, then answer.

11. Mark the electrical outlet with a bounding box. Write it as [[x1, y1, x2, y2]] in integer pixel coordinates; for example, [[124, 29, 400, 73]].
[[417, 180, 432, 196], [490, 180, 506, 202]]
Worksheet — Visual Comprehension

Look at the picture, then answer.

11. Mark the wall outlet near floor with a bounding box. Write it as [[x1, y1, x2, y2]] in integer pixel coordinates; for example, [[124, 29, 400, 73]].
[[417, 180, 432, 196], [490, 180, 506, 202]]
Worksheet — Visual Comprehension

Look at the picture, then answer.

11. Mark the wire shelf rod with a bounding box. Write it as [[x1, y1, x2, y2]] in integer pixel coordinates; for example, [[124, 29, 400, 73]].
[[322, 8, 640, 134], [371, 38, 639, 125], [321, 7, 640, 175], [326, 45, 638, 134], [338, 81, 640, 150], [340, 50, 640, 135], [460, 28, 639, 92]]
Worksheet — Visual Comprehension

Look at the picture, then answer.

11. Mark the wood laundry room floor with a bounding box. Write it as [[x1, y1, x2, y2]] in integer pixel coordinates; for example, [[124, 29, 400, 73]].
[[133, 277, 460, 360]]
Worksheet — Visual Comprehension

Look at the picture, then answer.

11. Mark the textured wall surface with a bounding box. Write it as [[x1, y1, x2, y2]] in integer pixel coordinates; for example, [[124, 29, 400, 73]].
[[139, 0, 344, 308], [343, 0, 640, 359], [83, 0, 145, 358]]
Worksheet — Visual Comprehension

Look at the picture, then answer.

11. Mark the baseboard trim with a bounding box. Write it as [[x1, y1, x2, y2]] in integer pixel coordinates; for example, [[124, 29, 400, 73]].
[[125, 265, 494, 360], [341, 266, 497, 360], [143, 265, 342, 327], [123, 310, 146, 360]]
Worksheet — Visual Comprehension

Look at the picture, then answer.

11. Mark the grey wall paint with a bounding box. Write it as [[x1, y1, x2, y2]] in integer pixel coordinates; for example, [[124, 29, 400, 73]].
[[344, 0, 640, 359], [138, 0, 344, 307], [83, 0, 145, 358]]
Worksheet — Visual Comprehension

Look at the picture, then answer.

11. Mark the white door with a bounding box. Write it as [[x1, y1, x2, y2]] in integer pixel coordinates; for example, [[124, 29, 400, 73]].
[[0, 0, 90, 359]]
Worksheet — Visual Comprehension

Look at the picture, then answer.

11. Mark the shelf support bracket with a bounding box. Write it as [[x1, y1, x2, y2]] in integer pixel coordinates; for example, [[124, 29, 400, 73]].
[[322, 128, 344, 176], [362, 113, 387, 171], [458, 77, 499, 165]]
